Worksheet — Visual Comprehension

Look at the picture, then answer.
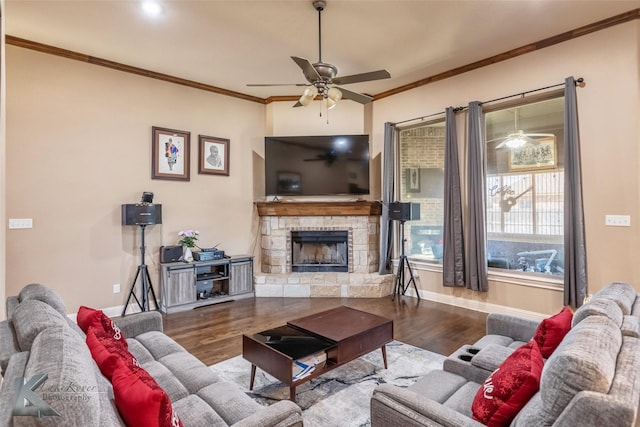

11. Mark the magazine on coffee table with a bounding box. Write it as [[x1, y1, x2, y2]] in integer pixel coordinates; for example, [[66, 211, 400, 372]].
[[292, 351, 327, 380]]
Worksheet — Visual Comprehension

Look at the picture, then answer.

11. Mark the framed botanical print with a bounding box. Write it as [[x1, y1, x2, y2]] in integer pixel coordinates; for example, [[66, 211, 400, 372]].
[[151, 126, 190, 181], [407, 168, 420, 193], [509, 137, 557, 171]]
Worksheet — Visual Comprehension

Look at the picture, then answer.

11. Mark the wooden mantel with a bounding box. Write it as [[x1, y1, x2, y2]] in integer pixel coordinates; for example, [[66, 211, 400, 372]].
[[256, 201, 382, 217]]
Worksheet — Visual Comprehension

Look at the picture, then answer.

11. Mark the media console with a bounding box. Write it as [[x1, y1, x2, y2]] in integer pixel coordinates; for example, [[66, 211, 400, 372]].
[[159, 255, 253, 313]]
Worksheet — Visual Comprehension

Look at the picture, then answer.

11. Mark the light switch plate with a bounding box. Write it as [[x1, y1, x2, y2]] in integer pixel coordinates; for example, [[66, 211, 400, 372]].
[[8, 218, 33, 229], [605, 214, 631, 227]]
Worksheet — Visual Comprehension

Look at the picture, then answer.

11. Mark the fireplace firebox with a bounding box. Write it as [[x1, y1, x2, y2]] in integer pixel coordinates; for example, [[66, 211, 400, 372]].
[[291, 230, 349, 272]]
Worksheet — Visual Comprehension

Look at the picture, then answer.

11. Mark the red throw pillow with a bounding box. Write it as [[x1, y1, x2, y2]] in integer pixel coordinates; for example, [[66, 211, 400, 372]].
[[112, 361, 183, 427], [77, 306, 127, 348], [533, 306, 573, 358], [86, 327, 140, 380], [472, 341, 543, 427]]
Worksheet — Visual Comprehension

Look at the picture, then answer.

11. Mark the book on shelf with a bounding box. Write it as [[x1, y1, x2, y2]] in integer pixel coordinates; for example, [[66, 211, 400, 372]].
[[292, 351, 327, 380]]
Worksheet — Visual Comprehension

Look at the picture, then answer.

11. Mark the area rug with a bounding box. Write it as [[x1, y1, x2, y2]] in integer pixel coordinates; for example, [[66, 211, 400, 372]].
[[209, 340, 445, 427]]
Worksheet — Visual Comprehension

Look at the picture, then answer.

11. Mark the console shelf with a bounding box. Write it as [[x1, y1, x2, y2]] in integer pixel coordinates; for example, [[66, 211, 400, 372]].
[[159, 255, 253, 314]]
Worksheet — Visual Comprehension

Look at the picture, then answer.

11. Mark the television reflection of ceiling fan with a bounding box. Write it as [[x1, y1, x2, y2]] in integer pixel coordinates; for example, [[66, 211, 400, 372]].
[[304, 149, 360, 166], [246, 0, 391, 108], [304, 151, 338, 165]]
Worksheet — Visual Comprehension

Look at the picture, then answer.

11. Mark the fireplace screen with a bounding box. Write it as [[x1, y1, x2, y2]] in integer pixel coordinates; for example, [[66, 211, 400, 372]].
[[291, 230, 349, 272]]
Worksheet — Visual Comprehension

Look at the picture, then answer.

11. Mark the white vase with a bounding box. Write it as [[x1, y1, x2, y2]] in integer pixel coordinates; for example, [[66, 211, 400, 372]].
[[183, 246, 194, 263]]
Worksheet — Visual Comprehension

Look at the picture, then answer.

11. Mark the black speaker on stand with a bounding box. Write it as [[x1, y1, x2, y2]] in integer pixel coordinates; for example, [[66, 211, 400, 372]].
[[121, 192, 162, 316], [389, 202, 421, 301]]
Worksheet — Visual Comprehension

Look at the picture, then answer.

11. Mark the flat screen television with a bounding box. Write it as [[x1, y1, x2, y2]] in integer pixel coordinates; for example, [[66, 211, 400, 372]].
[[265, 135, 370, 197]]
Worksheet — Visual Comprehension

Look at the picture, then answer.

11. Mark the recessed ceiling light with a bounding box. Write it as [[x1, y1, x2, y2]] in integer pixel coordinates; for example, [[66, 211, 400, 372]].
[[141, 1, 162, 17]]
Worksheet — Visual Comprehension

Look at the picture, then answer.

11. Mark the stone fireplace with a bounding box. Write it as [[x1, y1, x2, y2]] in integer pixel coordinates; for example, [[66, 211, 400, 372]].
[[255, 201, 394, 298], [291, 230, 349, 272]]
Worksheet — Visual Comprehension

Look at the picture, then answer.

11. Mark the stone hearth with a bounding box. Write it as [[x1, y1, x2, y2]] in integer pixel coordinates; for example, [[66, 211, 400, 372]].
[[255, 202, 394, 298]]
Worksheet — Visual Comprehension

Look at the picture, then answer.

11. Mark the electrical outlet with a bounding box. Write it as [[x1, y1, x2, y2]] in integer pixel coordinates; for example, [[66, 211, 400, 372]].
[[113, 284, 121, 294], [8, 218, 33, 229], [605, 214, 631, 227]]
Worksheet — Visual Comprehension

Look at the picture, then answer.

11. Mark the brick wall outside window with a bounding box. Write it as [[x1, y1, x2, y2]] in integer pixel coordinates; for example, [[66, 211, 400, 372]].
[[399, 125, 445, 261]]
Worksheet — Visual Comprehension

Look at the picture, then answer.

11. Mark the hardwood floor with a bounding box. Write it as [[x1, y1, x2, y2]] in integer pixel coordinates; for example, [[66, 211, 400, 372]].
[[162, 296, 488, 366]]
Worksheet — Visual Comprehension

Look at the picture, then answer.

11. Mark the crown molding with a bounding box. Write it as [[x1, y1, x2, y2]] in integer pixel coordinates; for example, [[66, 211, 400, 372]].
[[6, 8, 638, 105]]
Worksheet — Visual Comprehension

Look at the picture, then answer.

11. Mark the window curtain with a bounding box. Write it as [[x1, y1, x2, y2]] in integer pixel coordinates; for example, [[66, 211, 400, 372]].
[[466, 102, 488, 292], [563, 76, 588, 307], [443, 107, 465, 287], [378, 122, 396, 274]]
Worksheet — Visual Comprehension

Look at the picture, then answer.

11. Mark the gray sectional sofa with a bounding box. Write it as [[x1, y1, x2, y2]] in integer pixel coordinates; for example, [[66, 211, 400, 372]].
[[371, 281, 640, 426], [0, 283, 303, 427]]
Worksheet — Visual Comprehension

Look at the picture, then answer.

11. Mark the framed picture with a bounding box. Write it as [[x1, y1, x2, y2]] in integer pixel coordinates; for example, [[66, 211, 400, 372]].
[[407, 168, 420, 193], [152, 126, 190, 181], [198, 135, 230, 176], [509, 137, 557, 171]]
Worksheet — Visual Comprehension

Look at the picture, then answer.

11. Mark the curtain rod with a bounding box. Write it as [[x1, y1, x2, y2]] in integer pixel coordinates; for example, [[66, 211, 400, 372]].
[[393, 77, 584, 126], [394, 107, 463, 126], [479, 77, 584, 106]]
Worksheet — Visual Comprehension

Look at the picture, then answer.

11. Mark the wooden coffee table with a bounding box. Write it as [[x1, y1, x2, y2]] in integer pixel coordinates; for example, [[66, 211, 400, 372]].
[[242, 306, 393, 401]]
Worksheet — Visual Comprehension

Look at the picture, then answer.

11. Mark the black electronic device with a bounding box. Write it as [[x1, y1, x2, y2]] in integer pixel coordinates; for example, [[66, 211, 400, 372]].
[[264, 134, 370, 197], [160, 245, 183, 263], [122, 204, 162, 226], [141, 191, 154, 204], [193, 250, 225, 261], [389, 202, 420, 222]]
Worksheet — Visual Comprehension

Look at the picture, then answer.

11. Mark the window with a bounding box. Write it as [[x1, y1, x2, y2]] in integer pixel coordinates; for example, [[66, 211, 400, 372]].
[[398, 121, 446, 263], [485, 96, 564, 277]]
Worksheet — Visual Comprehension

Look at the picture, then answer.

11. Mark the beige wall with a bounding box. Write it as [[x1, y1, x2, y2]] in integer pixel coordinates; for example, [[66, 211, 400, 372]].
[[372, 22, 640, 315], [6, 46, 265, 314], [0, 0, 6, 320], [267, 100, 365, 137], [4, 20, 639, 318]]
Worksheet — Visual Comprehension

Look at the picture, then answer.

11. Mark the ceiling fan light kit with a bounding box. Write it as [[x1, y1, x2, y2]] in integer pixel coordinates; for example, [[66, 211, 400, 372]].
[[491, 109, 555, 150], [248, 0, 391, 111], [503, 131, 529, 148], [298, 85, 319, 106]]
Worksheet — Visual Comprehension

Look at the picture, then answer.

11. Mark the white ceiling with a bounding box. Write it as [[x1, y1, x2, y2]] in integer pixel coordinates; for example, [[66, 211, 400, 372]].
[[6, 0, 640, 101]]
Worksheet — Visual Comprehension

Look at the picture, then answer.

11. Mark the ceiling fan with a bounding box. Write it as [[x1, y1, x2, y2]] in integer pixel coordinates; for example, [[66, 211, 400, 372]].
[[247, 0, 391, 109], [304, 150, 338, 165], [489, 109, 555, 149]]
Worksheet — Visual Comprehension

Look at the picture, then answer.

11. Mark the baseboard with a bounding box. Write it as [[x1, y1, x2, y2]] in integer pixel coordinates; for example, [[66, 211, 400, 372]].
[[68, 304, 143, 322], [73, 293, 547, 323], [401, 288, 548, 322]]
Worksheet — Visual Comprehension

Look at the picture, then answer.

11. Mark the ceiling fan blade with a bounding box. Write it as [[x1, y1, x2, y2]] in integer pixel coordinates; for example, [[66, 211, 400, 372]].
[[247, 83, 308, 87], [526, 133, 555, 138], [493, 134, 546, 150], [332, 69, 391, 85], [494, 140, 507, 149], [337, 87, 373, 104], [293, 100, 303, 108], [291, 56, 321, 83]]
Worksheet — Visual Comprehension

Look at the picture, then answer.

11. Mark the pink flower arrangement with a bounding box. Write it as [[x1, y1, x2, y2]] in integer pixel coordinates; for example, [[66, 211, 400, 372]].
[[178, 230, 199, 248]]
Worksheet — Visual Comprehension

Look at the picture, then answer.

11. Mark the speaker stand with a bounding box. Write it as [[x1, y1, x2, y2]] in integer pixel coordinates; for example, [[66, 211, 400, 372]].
[[392, 220, 421, 301], [122, 224, 159, 316]]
